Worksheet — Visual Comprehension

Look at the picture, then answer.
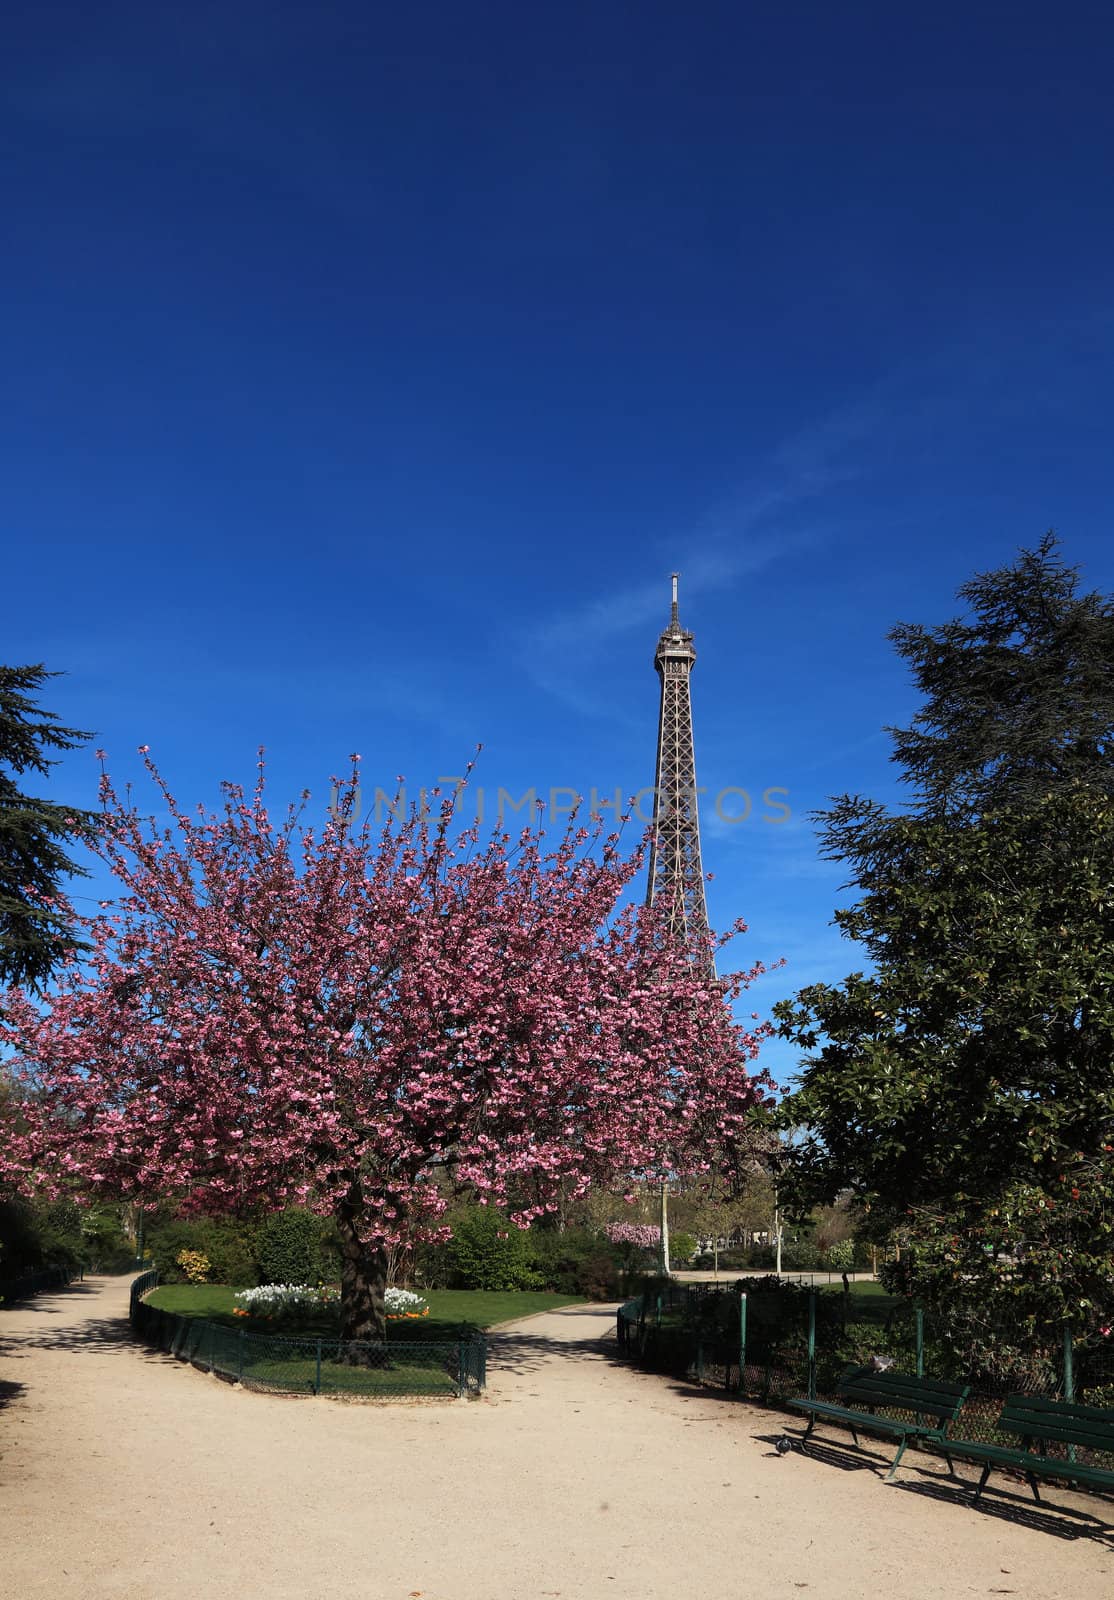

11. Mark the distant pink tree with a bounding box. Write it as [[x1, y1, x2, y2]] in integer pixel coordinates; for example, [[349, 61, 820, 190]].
[[1, 752, 772, 1348], [604, 1222, 661, 1250]]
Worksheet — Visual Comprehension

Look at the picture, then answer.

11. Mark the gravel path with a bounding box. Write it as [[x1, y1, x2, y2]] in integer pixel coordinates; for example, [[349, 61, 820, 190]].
[[1, 1276, 1111, 1599]]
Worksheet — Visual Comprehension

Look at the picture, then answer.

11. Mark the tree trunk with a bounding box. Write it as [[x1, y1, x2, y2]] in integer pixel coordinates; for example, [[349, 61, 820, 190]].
[[337, 1206, 389, 1360]]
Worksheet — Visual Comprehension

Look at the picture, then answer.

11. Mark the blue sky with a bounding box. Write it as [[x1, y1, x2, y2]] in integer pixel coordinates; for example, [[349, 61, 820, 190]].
[[5, 3, 1114, 1084]]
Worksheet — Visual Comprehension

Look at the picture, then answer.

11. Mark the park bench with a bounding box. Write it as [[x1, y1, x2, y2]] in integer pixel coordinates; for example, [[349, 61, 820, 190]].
[[787, 1365, 970, 1482], [946, 1394, 1114, 1505]]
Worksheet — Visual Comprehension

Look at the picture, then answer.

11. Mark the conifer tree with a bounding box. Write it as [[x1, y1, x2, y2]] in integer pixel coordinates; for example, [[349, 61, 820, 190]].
[[0, 665, 96, 989]]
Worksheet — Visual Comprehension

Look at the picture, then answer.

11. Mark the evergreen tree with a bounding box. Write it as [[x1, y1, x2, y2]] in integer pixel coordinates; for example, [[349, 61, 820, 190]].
[[887, 531, 1114, 818], [775, 539, 1114, 1339], [0, 665, 97, 989]]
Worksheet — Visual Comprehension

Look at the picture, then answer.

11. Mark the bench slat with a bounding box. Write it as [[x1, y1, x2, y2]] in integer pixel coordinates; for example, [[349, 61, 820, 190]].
[[836, 1368, 968, 1424], [1002, 1419, 1114, 1454], [996, 1395, 1114, 1455], [1004, 1394, 1114, 1425], [947, 1440, 1114, 1488], [787, 1399, 924, 1439], [949, 1395, 1114, 1505]]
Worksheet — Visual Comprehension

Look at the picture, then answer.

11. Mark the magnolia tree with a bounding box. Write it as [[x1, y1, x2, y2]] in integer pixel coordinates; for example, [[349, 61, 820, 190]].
[[0, 753, 773, 1349]]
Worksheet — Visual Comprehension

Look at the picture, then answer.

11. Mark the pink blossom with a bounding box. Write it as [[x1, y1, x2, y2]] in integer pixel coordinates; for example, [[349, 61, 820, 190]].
[[605, 1222, 661, 1249], [0, 750, 773, 1335]]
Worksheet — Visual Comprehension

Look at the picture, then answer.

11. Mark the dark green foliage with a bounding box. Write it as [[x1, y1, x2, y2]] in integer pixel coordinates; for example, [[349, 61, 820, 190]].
[[777, 788, 1114, 1334], [0, 1195, 86, 1276], [669, 1230, 697, 1265], [77, 1203, 135, 1272], [255, 1207, 328, 1286], [198, 1217, 261, 1287], [527, 1226, 622, 1298], [147, 1220, 206, 1283], [777, 538, 1114, 1347], [445, 1206, 542, 1291], [779, 1237, 821, 1270], [885, 534, 1114, 820], [0, 664, 98, 988], [146, 1214, 263, 1286], [824, 1238, 856, 1273]]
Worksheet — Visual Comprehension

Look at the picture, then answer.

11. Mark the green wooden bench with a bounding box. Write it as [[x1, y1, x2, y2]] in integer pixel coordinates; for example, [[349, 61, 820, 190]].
[[947, 1394, 1114, 1504], [787, 1366, 971, 1482]]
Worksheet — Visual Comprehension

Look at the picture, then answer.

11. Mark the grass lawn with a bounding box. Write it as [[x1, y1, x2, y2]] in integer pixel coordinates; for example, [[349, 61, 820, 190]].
[[145, 1283, 585, 1341], [819, 1280, 900, 1323], [642, 1278, 902, 1334]]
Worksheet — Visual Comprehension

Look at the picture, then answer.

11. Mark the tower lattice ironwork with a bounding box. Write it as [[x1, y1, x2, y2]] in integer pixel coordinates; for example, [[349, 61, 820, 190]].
[[645, 573, 714, 976]]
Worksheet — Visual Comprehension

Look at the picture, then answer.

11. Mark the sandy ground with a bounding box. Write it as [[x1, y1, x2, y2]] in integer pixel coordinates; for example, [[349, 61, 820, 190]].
[[1, 1278, 1111, 1600]]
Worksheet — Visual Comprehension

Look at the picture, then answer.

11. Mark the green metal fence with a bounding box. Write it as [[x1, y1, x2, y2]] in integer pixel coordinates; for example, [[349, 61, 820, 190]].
[[129, 1272, 486, 1399], [0, 1264, 83, 1304], [616, 1278, 1114, 1471]]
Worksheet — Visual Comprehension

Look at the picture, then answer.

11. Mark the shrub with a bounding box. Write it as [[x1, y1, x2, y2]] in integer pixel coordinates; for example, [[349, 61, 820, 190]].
[[825, 1239, 855, 1273], [175, 1248, 210, 1283], [780, 1238, 821, 1271], [447, 1206, 542, 1291], [528, 1226, 622, 1296], [0, 1196, 87, 1277], [145, 1214, 262, 1285], [572, 1250, 622, 1300], [256, 1207, 327, 1287], [670, 1231, 698, 1266], [148, 1221, 206, 1282], [200, 1217, 260, 1288]]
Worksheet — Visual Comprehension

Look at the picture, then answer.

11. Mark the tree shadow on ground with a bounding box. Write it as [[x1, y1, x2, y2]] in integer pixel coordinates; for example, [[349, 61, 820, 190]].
[[0, 1316, 177, 1361], [0, 1377, 26, 1410], [486, 1329, 617, 1376], [894, 1473, 1114, 1546], [0, 1282, 103, 1312]]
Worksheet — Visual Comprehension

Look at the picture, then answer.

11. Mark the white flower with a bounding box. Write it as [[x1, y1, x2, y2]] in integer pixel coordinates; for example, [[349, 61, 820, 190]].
[[233, 1283, 339, 1316], [384, 1287, 428, 1314]]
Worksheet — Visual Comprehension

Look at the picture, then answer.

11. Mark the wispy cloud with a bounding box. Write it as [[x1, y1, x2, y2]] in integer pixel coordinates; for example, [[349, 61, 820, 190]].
[[516, 385, 893, 714]]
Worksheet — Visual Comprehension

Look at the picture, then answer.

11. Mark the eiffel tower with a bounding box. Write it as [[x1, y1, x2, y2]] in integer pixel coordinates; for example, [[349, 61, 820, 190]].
[[645, 574, 714, 1273], [646, 573, 714, 976]]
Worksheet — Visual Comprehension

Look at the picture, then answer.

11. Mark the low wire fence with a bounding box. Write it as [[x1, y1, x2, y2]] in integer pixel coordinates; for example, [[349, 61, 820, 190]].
[[616, 1278, 1114, 1469], [0, 1264, 83, 1304], [129, 1272, 486, 1400]]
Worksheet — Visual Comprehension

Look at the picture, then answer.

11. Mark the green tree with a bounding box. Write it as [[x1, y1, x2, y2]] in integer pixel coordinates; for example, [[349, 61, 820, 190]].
[[0, 665, 97, 988], [446, 1205, 541, 1291], [776, 539, 1114, 1341], [886, 532, 1114, 818]]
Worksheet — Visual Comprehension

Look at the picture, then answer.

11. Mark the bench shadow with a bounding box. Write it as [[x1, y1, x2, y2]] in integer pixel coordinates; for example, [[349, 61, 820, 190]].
[[894, 1471, 1114, 1545], [752, 1428, 889, 1474]]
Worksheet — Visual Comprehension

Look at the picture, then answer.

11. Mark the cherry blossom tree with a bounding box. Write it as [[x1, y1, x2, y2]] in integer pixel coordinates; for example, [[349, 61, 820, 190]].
[[0, 752, 772, 1347]]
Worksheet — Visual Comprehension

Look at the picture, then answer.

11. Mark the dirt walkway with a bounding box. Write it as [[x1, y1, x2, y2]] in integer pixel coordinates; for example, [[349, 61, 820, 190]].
[[1, 1278, 1110, 1600]]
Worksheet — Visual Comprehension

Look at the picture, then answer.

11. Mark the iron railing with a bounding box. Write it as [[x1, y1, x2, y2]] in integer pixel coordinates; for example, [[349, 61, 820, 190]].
[[129, 1273, 486, 1399], [615, 1278, 1114, 1469], [0, 1264, 83, 1304]]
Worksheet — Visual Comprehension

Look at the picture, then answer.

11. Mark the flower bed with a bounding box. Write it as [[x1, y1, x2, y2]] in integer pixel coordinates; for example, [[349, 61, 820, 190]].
[[385, 1287, 429, 1320], [231, 1282, 431, 1323], [233, 1282, 340, 1320]]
